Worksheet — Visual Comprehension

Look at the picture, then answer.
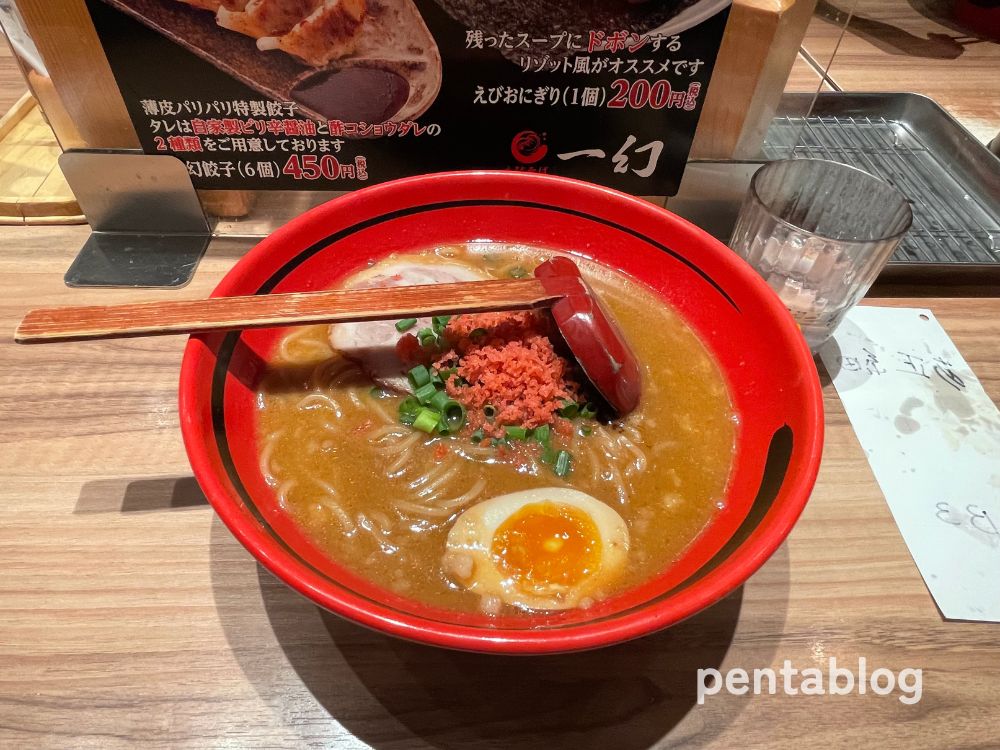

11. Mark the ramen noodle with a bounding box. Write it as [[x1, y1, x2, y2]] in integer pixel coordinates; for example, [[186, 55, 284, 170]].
[[255, 244, 736, 616]]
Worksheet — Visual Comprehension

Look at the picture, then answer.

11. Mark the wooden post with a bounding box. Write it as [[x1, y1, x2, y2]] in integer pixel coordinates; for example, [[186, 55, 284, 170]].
[[13, 0, 254, 217], [13, 0, 140, 149], [690, 0, 819, 160]]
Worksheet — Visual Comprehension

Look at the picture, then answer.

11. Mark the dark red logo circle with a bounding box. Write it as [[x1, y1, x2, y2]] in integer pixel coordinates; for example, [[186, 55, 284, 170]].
[[511, 130, 548, 164]]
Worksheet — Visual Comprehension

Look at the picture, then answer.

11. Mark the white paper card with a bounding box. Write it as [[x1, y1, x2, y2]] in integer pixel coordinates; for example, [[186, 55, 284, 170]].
[[820, 307, 1000, 622]]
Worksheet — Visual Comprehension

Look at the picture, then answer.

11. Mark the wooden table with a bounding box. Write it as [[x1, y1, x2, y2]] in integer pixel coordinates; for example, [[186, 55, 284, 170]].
[[1, 226, 998, 749], [801, 0, 1000, 144]]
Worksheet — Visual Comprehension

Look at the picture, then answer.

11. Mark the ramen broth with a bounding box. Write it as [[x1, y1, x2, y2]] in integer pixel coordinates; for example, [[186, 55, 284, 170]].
[[255, 245, 736, 615]]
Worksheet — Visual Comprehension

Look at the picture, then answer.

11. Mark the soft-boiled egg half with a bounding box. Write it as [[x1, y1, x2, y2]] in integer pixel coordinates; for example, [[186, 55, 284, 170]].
[[443, 488, 630, 611]]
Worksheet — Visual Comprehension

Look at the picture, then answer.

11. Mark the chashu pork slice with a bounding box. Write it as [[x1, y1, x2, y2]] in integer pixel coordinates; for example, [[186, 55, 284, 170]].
[[329, 258, 489, 393]]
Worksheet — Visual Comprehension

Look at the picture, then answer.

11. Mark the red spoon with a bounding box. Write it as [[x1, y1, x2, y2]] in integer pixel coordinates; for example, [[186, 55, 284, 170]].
[[534, 257, 641, 414]]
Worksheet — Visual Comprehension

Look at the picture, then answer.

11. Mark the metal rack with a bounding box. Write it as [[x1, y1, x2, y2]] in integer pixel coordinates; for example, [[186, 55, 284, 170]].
[[764, 94, 1000, 269]]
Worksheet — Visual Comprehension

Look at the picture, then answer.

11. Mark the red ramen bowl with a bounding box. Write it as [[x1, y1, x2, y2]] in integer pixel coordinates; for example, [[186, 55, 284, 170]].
[[180, 171, 823, 654]]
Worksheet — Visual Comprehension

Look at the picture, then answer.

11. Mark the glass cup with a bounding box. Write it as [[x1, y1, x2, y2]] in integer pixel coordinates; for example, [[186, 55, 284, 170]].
[[729, 158, 912, 350]]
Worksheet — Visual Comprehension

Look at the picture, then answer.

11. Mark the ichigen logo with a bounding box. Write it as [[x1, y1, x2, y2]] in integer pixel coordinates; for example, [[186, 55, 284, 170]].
[[511, 130, 548, 164]]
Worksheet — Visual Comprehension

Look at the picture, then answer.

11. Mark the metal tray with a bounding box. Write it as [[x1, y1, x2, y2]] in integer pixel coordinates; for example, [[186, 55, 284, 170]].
[[764, 93, 1000, 275]]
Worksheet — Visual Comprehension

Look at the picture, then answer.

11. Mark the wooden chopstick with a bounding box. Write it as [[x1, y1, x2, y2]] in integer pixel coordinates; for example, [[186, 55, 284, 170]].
[[15, 278, 559, 343]]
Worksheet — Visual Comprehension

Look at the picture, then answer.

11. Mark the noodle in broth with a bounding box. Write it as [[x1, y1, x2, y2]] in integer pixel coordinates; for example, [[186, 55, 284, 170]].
[[256, 245, 736, 615]]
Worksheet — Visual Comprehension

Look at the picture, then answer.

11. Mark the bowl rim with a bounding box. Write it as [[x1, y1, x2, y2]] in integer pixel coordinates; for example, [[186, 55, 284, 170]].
[[179, 170, 824, 654]]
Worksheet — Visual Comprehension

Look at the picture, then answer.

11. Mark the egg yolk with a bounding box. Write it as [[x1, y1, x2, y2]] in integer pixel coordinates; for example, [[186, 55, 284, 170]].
[[491, 502, 602, 592]]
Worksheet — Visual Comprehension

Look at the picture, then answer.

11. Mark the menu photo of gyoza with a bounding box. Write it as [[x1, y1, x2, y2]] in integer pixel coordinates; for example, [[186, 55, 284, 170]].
[[93, 0, 728, 128], [87, 0, 732, 193], [96, 0, 443, 124]]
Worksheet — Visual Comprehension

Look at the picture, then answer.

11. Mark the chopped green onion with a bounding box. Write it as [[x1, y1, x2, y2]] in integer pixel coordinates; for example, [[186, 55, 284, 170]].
[[533, 424, 551, 445], [483, 404, 497, 420], [399, 396, 421, 412], [407, 365, 430, 389], [554, 450, 573, 478], [370, 386, 391, 399], [505, 425, 529, 441], [432, 315, 451, 333], [414, 382, 438, 404], [470, 428, 485, 444], [469, 327, 488, 341], [442, 400, 466, 431], [418, 328, 437, 348], [438, 367, 458, 380], [491, 437, 511, 449], [558, 400, 580, 419], [428, 389, 451, 412], [436, 421, 452, 437], [399, 396, 421, 414], [430, 371, 444, 387], [578, 425, 593, 437], [398, 396, 421, 425], [395, 318, 417, 332], [413, 408, 441, 434], [540, 445, 558, 464], [579, 403, 598, 420], [508, 266, 528, 278]]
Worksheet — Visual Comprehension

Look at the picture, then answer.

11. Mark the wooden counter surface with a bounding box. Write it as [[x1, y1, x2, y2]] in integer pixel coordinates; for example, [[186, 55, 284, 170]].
[[1, 226, 998, 748], [802, 0, 1000, 144]]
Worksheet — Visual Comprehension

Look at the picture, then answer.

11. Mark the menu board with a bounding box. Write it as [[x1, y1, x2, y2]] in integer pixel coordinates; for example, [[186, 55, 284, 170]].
[[85, 0, 731, 195]]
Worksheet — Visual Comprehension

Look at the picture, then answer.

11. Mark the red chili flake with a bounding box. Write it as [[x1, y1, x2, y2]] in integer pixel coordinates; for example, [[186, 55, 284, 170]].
[[396, 333, 434, 367], [553, 417, 575, 437], [351, 419, 374, 434]]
